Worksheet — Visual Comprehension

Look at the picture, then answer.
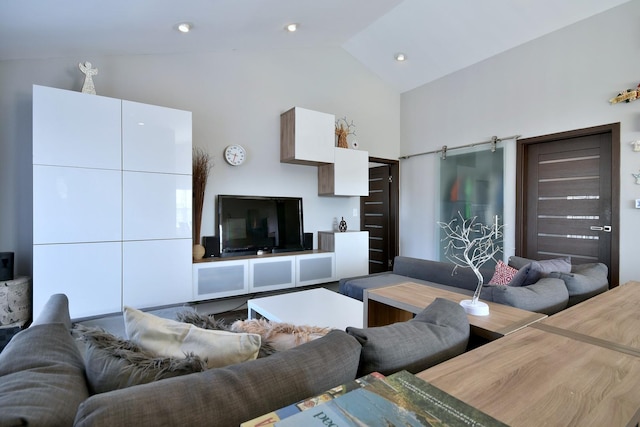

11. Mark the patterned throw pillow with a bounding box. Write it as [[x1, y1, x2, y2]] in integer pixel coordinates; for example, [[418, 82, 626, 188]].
[[489, 260, 518, 285]]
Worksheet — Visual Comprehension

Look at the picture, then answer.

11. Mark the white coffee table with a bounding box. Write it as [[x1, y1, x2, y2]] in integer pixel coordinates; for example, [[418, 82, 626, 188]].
[[247, 288, 363, 330]]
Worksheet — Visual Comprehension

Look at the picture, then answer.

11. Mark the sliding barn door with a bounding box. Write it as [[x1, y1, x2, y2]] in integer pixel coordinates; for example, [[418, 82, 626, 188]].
[[438, 146, 504, 269]]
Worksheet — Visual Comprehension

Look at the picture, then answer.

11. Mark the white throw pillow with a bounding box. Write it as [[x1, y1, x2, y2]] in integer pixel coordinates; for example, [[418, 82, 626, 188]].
[[123, 306, 261, 369]]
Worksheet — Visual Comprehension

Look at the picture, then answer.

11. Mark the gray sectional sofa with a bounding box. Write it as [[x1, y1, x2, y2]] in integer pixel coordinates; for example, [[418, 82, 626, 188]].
[[0, 293, 470, 427], [340, 256, 609, 315]]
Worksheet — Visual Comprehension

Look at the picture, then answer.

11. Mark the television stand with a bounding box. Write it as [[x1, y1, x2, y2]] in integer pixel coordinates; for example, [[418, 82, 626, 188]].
[[192, 250, 336, 301]]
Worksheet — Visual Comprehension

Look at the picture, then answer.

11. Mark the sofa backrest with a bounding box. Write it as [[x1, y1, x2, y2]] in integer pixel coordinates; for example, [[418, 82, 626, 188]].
[[393, 256, 493, 292], [74, 329, 362, 427]]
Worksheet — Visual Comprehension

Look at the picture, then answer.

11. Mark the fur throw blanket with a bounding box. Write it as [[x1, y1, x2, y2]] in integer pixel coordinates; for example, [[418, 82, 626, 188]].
[[72, 324, 207, 393], [176, 311, 331, 353], [230, 319, 331, 352]]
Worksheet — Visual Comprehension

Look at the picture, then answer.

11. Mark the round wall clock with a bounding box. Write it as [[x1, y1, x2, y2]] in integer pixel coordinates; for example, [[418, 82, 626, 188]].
[[224, 144, 246, 166]]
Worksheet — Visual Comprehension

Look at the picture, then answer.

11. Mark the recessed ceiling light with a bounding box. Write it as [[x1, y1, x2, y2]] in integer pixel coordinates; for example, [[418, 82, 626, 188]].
[[395, 53, 407, 61], [285, 23, 298, 32], [177, 22, 192, 33]]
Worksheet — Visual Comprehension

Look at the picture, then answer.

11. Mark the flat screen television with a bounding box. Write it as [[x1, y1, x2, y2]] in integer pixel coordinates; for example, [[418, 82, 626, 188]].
[[217, 195, 304, 257]]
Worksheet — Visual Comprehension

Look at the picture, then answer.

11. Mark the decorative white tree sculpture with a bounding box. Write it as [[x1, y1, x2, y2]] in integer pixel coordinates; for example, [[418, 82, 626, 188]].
[[438, 212, 503, 316]]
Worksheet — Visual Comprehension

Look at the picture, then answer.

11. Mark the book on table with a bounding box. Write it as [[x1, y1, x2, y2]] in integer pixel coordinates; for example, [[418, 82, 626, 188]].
[[240, 372, 386, 427], [274, 370, 508, 427]]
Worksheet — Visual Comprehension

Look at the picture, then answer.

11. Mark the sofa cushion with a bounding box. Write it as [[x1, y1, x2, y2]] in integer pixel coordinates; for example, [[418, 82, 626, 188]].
[[0, 323, 90, 426], [346, 298, 469, 377], [74, 330, 361, 427], [124, 306, 261, 369], [549, 262, 608, 306], [480, 278, 569, 315], [488, 260, 518, 285], [75, 325, 207, 394]]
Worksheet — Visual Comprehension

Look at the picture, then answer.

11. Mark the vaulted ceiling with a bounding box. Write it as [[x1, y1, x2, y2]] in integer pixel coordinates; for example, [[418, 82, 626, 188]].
[[0, 0, 632, 92]]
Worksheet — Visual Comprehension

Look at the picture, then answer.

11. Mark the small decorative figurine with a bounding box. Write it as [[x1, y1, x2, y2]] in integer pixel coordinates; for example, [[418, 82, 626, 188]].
[[338, 217, 347, 232], [79, 61, 98, 95], [633, 171, 640, 185], [609, 83, 640, 104]]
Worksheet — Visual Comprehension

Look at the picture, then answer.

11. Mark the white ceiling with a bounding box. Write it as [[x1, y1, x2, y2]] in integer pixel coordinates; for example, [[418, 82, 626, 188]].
[[0, 0, 632, 93]]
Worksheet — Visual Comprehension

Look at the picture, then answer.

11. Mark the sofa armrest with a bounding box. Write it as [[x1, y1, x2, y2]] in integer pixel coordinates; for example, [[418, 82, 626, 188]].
[[549, 263, 609, 306], [0, 324, 89, 425], [74, 330, 362, 427], [338, 271, 392, 297], [346, 298, 469, 376]]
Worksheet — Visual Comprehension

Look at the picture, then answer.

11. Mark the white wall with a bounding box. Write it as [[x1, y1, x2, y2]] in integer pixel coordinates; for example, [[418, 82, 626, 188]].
[[400, 0, 640, 285], [0, 47, 400, 275]]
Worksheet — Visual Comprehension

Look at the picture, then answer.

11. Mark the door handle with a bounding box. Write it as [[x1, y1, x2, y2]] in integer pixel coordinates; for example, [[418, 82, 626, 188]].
[[590, 225, 612, 232]]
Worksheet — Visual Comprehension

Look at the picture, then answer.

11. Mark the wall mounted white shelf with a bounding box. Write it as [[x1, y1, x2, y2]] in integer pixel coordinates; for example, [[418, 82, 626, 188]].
[[318, 148, 369, 197], [280, 107, 335, 165]]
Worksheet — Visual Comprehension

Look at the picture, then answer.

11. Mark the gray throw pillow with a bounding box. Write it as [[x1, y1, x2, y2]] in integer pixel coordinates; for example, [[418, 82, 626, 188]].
[[508, 256, 571, 275], [346, 298, 469, 376], [508, 262, 543, 287], [537, 257, 572, 274], [75, 326, 207, 394]]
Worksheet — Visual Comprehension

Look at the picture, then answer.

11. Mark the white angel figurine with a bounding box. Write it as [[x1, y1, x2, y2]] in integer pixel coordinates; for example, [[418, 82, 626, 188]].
[[79, 61, 98, 95]]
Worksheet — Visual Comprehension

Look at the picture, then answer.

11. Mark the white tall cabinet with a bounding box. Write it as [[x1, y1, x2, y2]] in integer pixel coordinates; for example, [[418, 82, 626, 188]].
[[33, 85, 192, 319]]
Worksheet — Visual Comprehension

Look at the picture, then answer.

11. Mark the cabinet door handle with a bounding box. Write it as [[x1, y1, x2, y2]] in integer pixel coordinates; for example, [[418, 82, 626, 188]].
[[590, 225, 612, 232]]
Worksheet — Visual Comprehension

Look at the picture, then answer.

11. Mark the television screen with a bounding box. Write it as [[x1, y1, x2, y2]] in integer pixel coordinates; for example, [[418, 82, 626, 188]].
[[217, 195, 304, 257]]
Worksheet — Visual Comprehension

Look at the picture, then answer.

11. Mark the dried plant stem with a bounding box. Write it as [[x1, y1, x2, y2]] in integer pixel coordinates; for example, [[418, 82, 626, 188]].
[[438, 212, 503, 304], [193, 147, 212, 245]]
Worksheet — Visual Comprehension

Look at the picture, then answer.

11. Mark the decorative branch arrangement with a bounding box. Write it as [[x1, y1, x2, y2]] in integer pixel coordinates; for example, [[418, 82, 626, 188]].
[[438, 212, 503, 306], [335, 117, 356, 148], [192, 147, 213, 254]]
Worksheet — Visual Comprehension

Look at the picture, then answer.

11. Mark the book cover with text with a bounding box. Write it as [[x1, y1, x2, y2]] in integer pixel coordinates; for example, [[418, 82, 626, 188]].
[[275, 370, 508, 427]]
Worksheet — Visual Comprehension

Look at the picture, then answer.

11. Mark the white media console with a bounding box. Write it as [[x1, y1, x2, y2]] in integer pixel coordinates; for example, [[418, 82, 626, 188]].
[[192, 250, 336, 300]]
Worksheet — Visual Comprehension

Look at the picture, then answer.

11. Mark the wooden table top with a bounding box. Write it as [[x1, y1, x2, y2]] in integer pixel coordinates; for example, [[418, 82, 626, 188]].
[[365, 282, 547, 339], [532, 281, 640, 357], [417, 327, 640, 426]]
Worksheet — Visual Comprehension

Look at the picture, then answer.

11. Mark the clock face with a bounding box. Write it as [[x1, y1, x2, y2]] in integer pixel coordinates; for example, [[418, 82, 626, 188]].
[[224, 145, 246, 166]]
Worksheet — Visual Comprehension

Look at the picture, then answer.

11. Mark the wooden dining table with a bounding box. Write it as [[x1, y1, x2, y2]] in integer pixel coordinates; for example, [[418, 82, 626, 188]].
[[415, 281, 640, 426]]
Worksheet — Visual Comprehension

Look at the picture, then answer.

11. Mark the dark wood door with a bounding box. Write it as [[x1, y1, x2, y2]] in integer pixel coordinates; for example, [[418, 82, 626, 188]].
[[361, 159, 399, 273], [516, 123, 620, 286]]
